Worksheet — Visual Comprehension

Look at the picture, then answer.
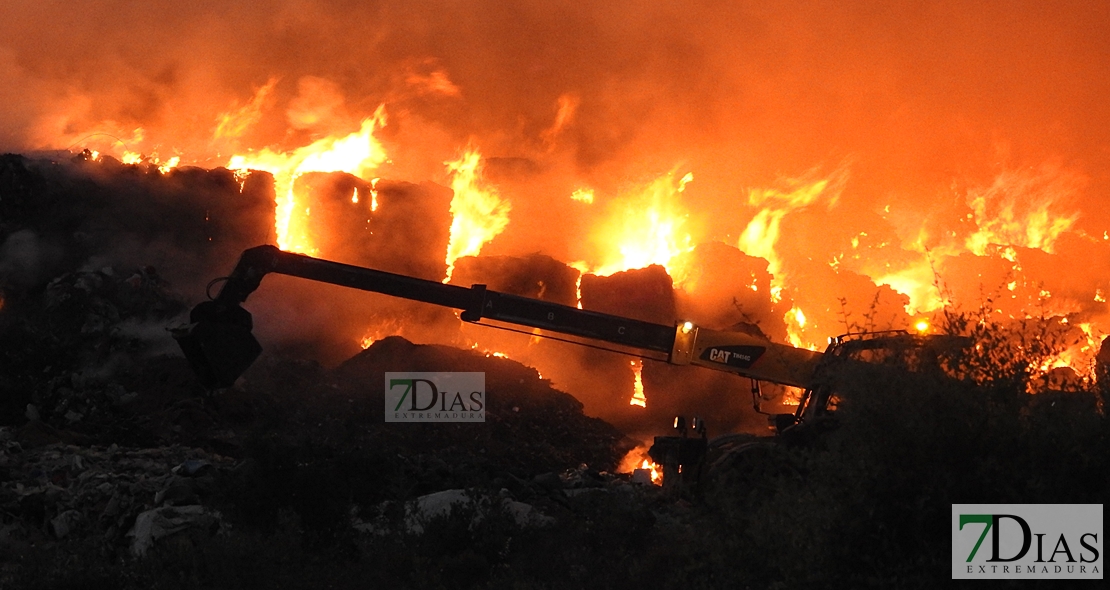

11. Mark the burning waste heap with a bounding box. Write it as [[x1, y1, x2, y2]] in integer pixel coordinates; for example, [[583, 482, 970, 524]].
[[0, 140, 1107, 588], [0, 152, 643, 562], [1, 2, 1110, 586]]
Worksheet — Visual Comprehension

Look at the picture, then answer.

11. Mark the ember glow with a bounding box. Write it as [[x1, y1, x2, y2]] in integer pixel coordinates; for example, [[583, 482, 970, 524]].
[[618, 448, 662, 485], [629, 360, 646, 408]]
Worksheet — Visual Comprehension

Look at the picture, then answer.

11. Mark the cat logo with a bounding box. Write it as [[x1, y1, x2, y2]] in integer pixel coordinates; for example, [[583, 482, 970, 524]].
[[700, 345, 765, 369], [709, 348, 733, 363]]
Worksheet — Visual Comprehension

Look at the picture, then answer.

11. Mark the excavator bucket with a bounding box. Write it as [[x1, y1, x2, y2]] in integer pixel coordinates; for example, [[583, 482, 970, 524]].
[[172, 301, 262, 389]]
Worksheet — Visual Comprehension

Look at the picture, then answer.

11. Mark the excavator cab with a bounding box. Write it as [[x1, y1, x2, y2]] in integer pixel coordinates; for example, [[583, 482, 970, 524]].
[[783, 330, 968, 431]]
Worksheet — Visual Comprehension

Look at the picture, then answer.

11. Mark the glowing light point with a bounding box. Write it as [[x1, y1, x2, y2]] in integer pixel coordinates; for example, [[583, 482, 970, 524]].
[[571, 188, 594, 204], [629, 360, 646, 407]]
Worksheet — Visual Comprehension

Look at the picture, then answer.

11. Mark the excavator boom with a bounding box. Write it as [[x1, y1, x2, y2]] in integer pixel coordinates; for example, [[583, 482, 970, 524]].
[[174, 245, 822, 393]]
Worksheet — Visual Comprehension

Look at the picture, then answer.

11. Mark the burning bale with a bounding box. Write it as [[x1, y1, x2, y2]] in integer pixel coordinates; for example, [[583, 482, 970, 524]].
[[0, 153, 275, 295], [580, 265, 675, 325], [292, 173, 453, 281], [448, 253, 579, 306], [368, 180, 454, 281], [672, 242, 784, 338]]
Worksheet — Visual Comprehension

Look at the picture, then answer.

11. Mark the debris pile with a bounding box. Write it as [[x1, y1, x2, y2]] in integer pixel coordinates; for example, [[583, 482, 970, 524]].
[[326, 335, 636, 475], [0, 153, 670, 587], [0, 434, 232, 558]]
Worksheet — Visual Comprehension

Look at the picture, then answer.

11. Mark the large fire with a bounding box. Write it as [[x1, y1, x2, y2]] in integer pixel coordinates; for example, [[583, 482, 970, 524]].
[[4, 2, 1109, 438]]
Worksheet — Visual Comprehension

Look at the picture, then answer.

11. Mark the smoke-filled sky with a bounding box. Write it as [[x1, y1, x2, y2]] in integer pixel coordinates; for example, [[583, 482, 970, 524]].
[[3, 0, 1108, 206]]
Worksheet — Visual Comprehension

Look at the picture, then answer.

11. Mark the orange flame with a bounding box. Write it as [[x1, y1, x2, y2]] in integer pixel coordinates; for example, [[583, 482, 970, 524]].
[[117, 151, 181, 174], [568, 261, 589, 309], [443, 147, 511, 281], [629, 359, 646, 407], [157, 156, 180, 174], [214, 78, 278, 140], [570, 188, 594, 204], [785, 305, 815, 349], [739, 178, 835, 282], [964, 166, 1081, 256], [873, 263, 946, 314], [618, 447, 662, 485], [228, 105, 388, 254], [591, 170, 695, 281]]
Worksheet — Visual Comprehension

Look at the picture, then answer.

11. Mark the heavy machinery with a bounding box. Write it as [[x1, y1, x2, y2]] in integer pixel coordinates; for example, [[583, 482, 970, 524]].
[[174, 245, 960, 487]]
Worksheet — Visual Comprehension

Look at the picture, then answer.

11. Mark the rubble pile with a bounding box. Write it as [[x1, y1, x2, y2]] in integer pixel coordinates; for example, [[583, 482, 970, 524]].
[[0, 153, 670, 586], [2, 264, 196, 430], [323, 335, 635, 475], [0, 434, 233, 558]]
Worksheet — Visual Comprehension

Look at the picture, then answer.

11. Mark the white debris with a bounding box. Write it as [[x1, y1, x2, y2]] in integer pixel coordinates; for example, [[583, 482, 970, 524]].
[[354, 489, 553, 535], [127, 504, 219, 557]]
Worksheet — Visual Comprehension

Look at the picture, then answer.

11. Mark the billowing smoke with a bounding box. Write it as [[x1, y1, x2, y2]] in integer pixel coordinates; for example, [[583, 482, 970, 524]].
[[2, 1, 1109, 438]]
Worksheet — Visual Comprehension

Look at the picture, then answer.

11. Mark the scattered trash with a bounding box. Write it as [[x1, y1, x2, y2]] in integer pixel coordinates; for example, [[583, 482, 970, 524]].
[[0, 442, 233, 555], [128, 505, 222, 557], [353, 488, 554, 535]]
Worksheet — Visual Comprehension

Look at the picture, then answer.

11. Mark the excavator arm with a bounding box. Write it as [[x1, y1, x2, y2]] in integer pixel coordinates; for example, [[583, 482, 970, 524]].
[[174, 245, 823, 394]]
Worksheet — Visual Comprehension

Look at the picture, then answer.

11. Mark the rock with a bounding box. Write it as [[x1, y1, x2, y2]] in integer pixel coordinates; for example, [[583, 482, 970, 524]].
[[128, 504, 220, 557], [0, 442, 234, 553], [50, 509, 82, 539], [155, 481, 199, 507], [15, 421, 62, 448], [172, 459, 215, 477], [532, 472, 562, 491]]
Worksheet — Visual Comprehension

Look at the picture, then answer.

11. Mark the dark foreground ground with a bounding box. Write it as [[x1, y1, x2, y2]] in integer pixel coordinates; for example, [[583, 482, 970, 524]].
[[2, 304, 1106, 590]]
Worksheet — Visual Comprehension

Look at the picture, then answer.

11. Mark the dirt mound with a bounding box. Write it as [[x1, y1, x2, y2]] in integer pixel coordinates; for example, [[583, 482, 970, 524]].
[[326, 335, 636, 475]]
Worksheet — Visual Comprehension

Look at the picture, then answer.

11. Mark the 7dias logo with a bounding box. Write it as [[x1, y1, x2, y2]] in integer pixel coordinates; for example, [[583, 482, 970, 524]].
[[953, 504, 1102, 579], [385, 372, 485, 423]]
